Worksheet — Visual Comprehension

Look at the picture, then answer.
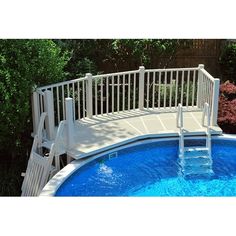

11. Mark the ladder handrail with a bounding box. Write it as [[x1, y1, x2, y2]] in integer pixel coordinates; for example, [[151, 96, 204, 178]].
[[177, 104, 184, 157], [202, 102, 211, 156]]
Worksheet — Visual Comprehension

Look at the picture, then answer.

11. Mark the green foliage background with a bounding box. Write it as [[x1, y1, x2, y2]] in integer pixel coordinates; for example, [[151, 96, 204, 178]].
[[0, 40, 69, 155], [0, 40, 69, 195], [219, 41, 236, 83]]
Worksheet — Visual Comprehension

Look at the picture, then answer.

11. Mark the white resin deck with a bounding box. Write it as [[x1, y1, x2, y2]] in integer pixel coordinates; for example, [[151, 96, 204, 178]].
[[62, 109, 222, 159]]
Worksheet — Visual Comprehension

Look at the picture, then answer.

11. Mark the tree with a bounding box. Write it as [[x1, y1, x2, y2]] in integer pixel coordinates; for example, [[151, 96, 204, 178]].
[[0, 40, 70, 159], [55, 39, 190, 78]]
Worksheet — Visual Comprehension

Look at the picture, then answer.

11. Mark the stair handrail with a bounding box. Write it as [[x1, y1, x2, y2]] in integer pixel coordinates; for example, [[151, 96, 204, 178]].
[[45, 120, 66, 178], [202, 102, 211, 156], [177, 104, 184, 157]]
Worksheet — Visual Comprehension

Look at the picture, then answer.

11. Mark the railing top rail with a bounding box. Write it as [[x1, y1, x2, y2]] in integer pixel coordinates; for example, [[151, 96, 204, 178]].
[[200, 68, 215, 82], [145, 67, 198, 73], [37, 77, 86, 91], [36, 65, 215, 93], [92, 69, 139, 79], [36, 69, 140, 91]]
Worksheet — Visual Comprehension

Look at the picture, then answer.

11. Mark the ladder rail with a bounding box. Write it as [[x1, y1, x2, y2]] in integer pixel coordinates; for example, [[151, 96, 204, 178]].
[[177, 104, 184, 157], [202, 102, 211, 156]]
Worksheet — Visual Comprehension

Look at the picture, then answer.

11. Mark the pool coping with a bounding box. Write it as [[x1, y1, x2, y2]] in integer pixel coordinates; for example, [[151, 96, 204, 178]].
[[39, 133, 236, 197]]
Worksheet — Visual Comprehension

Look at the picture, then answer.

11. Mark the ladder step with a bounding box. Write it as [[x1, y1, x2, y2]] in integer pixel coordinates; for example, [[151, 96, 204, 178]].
[[182, 166, 214, 177], [179, 156, 212, 167], [183, 147, 210, 159], [184, 146, 208, 152]]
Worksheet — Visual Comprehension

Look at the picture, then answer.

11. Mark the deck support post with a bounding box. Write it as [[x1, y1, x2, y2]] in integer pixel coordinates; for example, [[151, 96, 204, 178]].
[[197, 64, 204, 109], [86, 73, 93, 118], [139, 66, 145, 110], [211, 78, 220, 126], [65, 97, 74, 149], [32, 91, 40, 136], [44, 90, 55, 140]]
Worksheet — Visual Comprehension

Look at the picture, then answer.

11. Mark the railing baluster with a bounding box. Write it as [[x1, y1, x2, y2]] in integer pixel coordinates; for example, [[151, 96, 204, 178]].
[[117, 75, 120, 112], [101, 77, 103, 115], [169, 71, 173, 108], [128, 73, 131, 111], [56, 86, 60, 124], [82, 80, 85, 118], [175, 71, 179, 108], [186, 70, 190, 107], [164, 71, 167, 108], [209, 81, 213, 112], [72, 83, 75, 120], [202, 75, 205, 108], [40, 93, 43, 114], [152, 72, 156, 109], [158, 72, 161, 109], [147, 72, 150, 109], [123, 74, 125, 111], [77, 81, 80, 119], [62, 85, 65, 120], [112, 76, 114, 114], [207, 80, 210, 105], [95, 78, 98, 116], [192, 70, 196, 107], [67, 83, 70, 98], [133, 73, 136, 109], [181, 71, 184, 106], [106, 76, 109, 114]]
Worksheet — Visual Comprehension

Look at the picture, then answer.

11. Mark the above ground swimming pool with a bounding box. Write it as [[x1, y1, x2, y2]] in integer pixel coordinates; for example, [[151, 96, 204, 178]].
[[42, 135, 236, 197]]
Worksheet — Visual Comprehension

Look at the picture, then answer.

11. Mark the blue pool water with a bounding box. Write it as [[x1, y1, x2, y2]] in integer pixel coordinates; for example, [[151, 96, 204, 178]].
[[55, 139, 236, 196]]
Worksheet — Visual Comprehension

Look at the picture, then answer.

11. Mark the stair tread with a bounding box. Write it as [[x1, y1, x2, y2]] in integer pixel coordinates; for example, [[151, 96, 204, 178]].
[[184, 146, 208, 152], [179, 157, 212, 167], [183, 168, 214, 176]]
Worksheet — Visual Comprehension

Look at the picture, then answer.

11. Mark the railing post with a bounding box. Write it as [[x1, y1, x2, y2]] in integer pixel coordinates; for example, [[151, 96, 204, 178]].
[[138, 66, 145, 110], [86, 73, 93, 118], [65, 97, 74, 149], [44, 90, 55, 140], [197, 64, 204, 108], [211, 78, 220, 126], [32, 91, 40, 136]]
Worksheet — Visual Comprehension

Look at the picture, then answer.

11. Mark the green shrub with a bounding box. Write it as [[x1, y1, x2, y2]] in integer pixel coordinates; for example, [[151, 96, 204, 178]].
[[0, 40, 69, 158], [219, 42, 236, 82]]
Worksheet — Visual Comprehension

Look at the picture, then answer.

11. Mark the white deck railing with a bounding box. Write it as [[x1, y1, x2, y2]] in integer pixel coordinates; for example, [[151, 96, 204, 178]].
[[31, 64, 220, 138]]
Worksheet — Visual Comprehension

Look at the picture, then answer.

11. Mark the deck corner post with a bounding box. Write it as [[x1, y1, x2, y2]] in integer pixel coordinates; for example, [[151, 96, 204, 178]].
[[211, 78, 220, 126], [65, 97, 74, 149], [86, 73, 93, 118], [44, 90, 55, 140], [32, 91, 40, 136], [138, 66, 145, 110], [197, 64, 204, 108]]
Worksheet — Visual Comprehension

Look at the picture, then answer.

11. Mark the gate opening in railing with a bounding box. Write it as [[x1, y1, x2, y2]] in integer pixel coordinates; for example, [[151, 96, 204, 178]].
[[32, 64, 220, 138]]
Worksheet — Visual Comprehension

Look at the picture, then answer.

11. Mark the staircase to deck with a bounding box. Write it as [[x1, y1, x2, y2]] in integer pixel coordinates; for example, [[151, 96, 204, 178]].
[[177, 103, 214, 178]]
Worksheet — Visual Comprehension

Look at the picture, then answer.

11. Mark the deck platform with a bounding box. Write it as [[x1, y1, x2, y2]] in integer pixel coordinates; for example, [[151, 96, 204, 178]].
[[53, 109, 223, 159]]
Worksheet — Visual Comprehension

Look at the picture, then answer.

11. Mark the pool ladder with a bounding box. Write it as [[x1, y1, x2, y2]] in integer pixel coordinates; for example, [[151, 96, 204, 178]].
[[177, 103, 214, 177]]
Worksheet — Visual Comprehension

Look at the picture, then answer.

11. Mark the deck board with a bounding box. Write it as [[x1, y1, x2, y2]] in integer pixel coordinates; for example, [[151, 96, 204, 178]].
[[61, 109, 222, 159]]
